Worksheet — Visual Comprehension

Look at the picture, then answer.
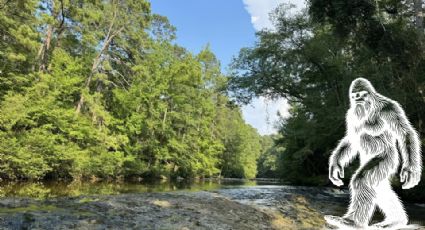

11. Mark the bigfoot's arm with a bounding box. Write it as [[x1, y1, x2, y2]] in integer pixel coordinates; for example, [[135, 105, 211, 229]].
[[329, 137, 357, 186], [385, 102, 422, 189]]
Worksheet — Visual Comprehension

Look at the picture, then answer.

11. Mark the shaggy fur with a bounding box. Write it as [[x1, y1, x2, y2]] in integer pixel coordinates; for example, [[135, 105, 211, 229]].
[[328, 78, 422, 228]]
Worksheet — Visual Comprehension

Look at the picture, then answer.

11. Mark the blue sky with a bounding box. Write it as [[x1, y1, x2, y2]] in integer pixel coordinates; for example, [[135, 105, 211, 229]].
[[151, 0, 305, 135]]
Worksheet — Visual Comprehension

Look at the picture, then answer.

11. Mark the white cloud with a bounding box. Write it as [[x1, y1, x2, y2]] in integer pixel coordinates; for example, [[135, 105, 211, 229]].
[[242, 0, 306, 30], [242, 97, 290, 135], [251, 16, 259, 24], [241, 0, 305, 135]]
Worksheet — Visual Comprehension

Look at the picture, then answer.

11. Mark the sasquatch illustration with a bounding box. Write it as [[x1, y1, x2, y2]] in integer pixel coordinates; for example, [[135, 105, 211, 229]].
[[326, 78, 422, 228]]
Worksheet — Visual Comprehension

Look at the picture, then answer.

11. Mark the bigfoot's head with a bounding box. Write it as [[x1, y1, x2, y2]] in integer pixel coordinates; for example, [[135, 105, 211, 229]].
[[349, 78, 378, 119]]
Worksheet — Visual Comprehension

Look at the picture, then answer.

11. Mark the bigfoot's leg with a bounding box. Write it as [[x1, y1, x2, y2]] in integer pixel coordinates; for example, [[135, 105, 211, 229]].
[[373, 181, 408, 227], [344, 174, 377, 227], [344, 152, 397, 227]]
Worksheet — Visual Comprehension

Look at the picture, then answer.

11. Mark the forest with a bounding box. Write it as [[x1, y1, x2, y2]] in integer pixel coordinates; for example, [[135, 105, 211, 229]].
[[0, 0, 267, 181], [1, 0, 425, 202], [230, 0, 425, 200]]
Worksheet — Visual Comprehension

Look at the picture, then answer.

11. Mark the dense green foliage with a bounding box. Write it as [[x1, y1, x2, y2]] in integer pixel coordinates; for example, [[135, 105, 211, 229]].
[[256, 135, 280, 178], [230, 1, 425, 199], [0, 0, 263, 180], [215, 102, 262, 178]]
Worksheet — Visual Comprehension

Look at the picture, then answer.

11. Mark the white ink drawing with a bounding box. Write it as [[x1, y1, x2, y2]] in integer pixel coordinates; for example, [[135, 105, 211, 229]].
[[325, 78, 422, 229]]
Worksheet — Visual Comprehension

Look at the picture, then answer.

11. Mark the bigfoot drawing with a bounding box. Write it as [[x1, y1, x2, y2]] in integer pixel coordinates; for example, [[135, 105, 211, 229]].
[[325, 78, 422, 228]]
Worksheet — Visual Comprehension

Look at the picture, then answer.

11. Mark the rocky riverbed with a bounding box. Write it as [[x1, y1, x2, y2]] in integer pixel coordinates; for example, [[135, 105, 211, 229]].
[[0, 185, 424, 229]]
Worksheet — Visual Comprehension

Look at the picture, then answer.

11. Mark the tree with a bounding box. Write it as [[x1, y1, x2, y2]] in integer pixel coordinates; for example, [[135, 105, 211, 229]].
[[0, 0, 264, 181], [0, 0, 39, 98], [230, 2, 425, 191], [256, 135, 281, 178]]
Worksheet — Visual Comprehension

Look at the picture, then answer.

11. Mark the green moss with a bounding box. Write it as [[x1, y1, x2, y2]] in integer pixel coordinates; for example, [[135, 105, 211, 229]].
[[0, 204, 58, 213], [78, 197, 99, 203]]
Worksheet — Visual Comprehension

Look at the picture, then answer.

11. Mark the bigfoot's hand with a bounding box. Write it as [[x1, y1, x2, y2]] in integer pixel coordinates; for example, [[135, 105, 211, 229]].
[[329, 163, 344, 187], [400, 167, 421, 189]]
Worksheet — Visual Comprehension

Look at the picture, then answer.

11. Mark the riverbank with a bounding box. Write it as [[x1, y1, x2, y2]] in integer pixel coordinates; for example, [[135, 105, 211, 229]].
[[0, 185, 424, 229]]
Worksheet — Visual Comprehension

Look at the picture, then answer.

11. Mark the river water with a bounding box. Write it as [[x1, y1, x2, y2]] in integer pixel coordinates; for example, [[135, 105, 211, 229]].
[[0, 180, 424, 229], [0, 179, 261, 198]]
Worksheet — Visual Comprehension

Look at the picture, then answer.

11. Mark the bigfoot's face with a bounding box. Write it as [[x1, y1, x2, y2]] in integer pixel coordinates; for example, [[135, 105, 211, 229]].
[[351, 90, 370, 104], [349, 78, 376, 119]]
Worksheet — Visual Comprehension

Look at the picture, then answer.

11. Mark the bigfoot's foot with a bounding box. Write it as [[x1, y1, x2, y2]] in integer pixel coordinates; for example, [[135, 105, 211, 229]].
[[325, 215, 360, 229], [371, 219, 422, 230], [372, 219, 407, 228]]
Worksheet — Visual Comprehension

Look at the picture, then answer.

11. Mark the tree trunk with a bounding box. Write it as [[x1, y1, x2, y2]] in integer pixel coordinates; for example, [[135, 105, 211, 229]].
[[75, 9, 123, 114], [37, 0, 57, 72], [37, 0, 66, 73], [414, 0, 423, 31], [38, 24, 54, 72], [162, 107, 168, 130]]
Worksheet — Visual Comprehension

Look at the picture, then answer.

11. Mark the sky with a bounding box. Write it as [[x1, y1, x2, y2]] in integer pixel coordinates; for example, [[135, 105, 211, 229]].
[[151, 0, 305, 135]]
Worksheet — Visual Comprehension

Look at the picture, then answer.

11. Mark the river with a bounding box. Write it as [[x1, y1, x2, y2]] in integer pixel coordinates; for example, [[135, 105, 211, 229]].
[[0, 180, 423, 229]]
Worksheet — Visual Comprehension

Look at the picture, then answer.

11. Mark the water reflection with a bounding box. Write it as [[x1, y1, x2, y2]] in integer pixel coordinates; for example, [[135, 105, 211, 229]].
[[0, 179, 261, 199]]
